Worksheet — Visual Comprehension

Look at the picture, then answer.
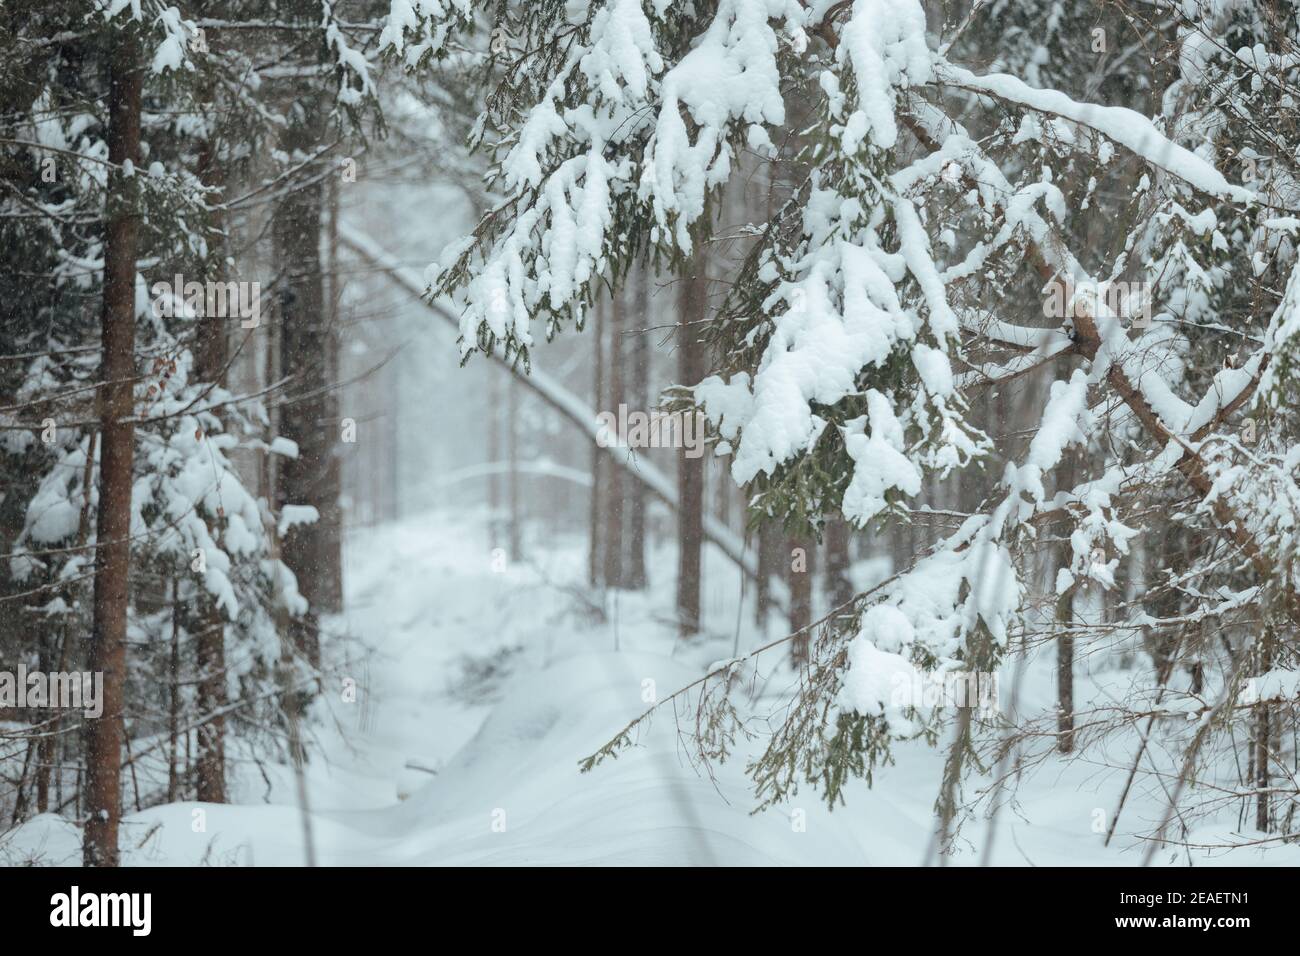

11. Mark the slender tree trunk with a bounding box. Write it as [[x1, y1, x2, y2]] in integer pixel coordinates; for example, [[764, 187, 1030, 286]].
[[755, 519, 779, 626], [676, 257, 707, 637], [1254, 633, 1273, 832], [603, 289, 625, 588], [194, 614, 227, 803], [84, 30, 142, 867], [1056, 586, 1075, 754], [387, 359, 400, 522], [507, 377, 522, 559], [1055, 429, 1081, 754], [167, 580, 180, 803], [589, 301, 605, 588], [824, 516, 854, 608], [1254, 700, 1271, 832], [35, 622, 51, 812], [273, 114, 340, 664], [788, 536, 814, 665], [488, 372, 501, 542], [193, 124, 228, 804], [12, 738, 34, 825], [624, 266, 650, 590]]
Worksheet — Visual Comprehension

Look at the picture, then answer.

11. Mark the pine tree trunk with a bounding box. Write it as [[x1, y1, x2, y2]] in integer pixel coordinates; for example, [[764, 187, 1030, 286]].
[[1055, 426, 1080, 754], [755, 520, 779, 626], [676, 257, 707, 638], [507, 377, 522, 559], [193, 122, 228, 805], [273, 119, 340, 664], [1254, 700, 1270, 832], [1254, 633, 1273, 832], [167, 581, 180, 803], [824, 516, 854, 608], [194, 613, 227, 803], [34, 622, 51, 812], [488, 372, 501, 542], [588, 302, 605, 588], [788, 536, 814, 665], [1056, 586, 1075, 754], [624, 267, 650, 590], [84, 31, 142, 867], [603, 289, 625, 589]]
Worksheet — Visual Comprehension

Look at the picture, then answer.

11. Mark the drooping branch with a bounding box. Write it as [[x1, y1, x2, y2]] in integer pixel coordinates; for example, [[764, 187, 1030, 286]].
[[901, 102, 1300, 623], [338, 223, 778, 599]]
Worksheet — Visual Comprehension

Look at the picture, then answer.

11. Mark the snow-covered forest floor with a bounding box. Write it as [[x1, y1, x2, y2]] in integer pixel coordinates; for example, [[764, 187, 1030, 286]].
[[6, 510, 1296, 867]]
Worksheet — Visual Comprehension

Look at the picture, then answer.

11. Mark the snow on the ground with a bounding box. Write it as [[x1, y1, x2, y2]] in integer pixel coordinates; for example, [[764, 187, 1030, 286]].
[[5, 508, 1297, 867]]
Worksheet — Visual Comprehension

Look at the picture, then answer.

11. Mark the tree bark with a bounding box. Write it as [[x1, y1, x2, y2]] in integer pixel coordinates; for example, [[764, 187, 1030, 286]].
[[824, 516, 854, 608], [755, 519, 779, 626], [167, 580, 181, 803], [487, 372, 502, 544], [34, 621, 51, 812], [194, 612, 227, 803], [84, 30, 142, 867], [676, 256, 707, 637], [507, 377, 522, 559], [603, 288, 625, 588], [1254, 633, 1273, 832], [193, 119, 228, 805], [1056, 587, 1075, 754], [624, 266, 650, 590], [273, 117, 340, 665], [588, 301, 605, 588], [788, 536, 814, 665]]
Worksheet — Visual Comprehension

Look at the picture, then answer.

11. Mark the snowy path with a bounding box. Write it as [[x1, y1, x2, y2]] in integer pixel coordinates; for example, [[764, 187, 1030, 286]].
[[6, 509, 1297, 866]]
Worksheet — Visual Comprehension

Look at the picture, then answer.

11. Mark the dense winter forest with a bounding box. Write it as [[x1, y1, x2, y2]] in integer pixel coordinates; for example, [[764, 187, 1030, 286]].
[[1, 0, 1299, 870]]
